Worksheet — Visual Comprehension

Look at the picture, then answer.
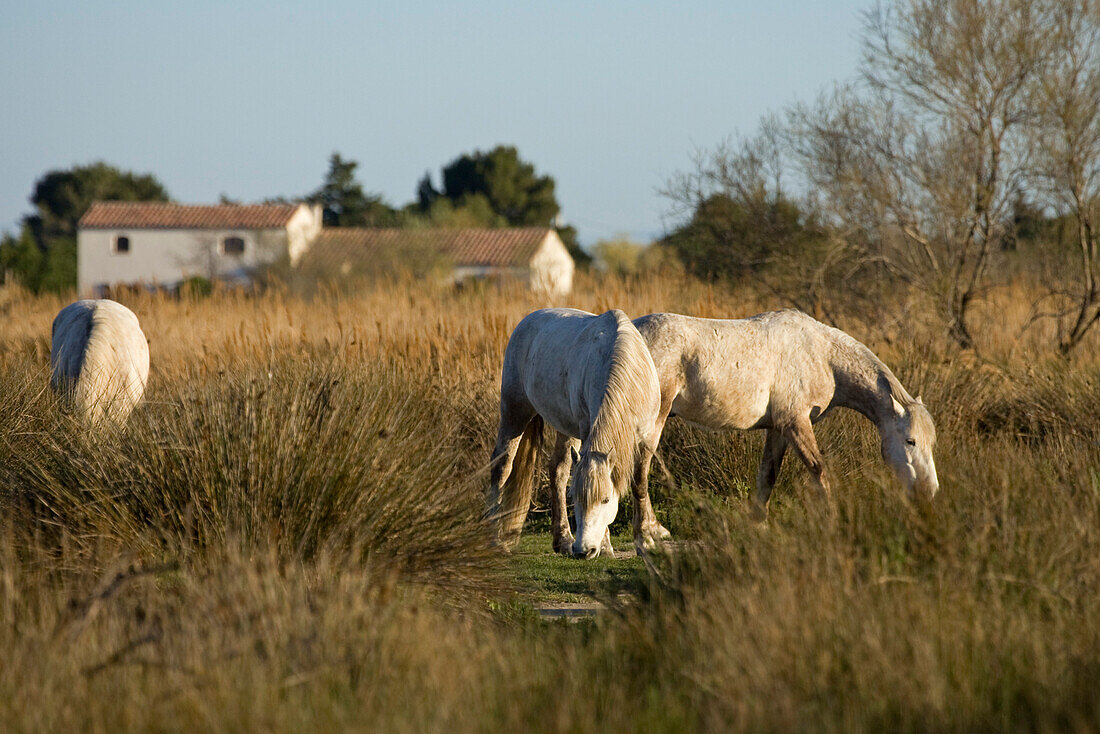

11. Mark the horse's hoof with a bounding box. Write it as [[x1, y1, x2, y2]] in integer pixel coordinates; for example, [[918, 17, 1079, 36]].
[[491, 533, 522, 553], [637, 525, 672, 551], [552, 534, 575, 556], [750, 502, 769, 524]]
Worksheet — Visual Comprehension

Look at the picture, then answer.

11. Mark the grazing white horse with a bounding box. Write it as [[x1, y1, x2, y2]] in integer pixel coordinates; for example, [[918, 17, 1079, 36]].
[[488, 308, 664, 559], [626, 309, 939, 520], [50, 299, 150, 425]]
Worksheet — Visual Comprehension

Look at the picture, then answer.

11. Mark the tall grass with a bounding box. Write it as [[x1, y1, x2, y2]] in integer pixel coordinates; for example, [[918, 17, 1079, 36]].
[[1, 273, 1098, 732]]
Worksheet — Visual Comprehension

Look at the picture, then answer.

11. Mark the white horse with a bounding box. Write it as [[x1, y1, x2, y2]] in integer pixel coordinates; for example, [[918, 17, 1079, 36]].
[[50, 299, 150, 425], [624, 309, 939, 520], [488, 308, 664, 559]]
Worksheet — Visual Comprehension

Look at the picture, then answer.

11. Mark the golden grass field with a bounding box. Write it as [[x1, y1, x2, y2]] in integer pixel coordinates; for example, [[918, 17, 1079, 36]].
[[1, 272, 1099, 732]]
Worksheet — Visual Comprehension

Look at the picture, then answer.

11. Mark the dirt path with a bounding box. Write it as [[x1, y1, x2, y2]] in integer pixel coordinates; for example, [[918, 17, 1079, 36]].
[[534, 601, 604, 620]]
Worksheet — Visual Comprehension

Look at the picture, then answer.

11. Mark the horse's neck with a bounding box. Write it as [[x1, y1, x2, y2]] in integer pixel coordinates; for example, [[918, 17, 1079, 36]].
[[831, 341, 908, 434]]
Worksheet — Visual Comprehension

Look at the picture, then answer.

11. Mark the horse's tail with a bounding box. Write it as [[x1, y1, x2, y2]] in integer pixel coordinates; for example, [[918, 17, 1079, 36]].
[[494, 414, 544, 549]]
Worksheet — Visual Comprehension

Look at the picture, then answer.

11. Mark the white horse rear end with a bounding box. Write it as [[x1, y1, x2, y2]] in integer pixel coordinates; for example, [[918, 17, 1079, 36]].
[[50, 299, 150, 425]]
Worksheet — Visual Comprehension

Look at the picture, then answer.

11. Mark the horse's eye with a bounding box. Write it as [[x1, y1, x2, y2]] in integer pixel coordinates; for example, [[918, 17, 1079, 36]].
[[906, 439, 917, 446], [601, 498, 611, 505]]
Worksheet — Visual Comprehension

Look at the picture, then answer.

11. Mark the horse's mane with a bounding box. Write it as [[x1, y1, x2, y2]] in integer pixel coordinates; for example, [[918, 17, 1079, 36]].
[[585, 310, 657, 499], [878, 365, 916, 406], [823, 317, 935, 442]]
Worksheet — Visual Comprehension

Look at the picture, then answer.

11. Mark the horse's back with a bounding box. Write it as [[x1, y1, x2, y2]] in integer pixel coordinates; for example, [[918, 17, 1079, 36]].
[[635, 310, 840, 430], [502, 308, 659, 439], [502, 308, 594, 388]]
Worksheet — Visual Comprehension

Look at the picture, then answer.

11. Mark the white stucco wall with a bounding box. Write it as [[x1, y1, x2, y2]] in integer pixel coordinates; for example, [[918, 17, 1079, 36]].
[[528, 231, 574, 297], [287, 204, 323, 265], [78, 227, 288, 295]]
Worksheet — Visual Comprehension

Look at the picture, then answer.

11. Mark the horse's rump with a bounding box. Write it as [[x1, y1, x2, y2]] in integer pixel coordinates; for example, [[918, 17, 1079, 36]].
[[50, 299, 150, 424]]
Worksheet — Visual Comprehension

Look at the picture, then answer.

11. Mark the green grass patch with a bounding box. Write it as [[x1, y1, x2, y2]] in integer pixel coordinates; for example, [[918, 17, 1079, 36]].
[[502, 531, 647, 604]]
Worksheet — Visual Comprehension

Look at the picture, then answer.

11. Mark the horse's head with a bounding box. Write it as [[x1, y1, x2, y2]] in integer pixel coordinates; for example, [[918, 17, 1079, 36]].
[[881, 396, 939, 500], [570, 446, 619, 559]]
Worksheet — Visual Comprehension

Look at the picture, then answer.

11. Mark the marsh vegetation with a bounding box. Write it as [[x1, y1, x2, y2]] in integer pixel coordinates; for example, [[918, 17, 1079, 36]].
[[1, 271, 1098, 732]]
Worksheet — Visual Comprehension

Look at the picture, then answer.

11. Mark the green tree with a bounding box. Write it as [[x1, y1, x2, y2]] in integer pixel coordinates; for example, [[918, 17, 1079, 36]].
[[439, 146, 559, 226], [555, 224, 590, 268], [662, 130, 827, 283], [0, 225, 44, 290], [4, 162, 170, 293], [310, 153, 397, 227], [423, 146, 590, 266], [662, 192, 821, 281], [420, 195, 507, 229], [38, 237, 78, 294], [28, 162, 169, 245]]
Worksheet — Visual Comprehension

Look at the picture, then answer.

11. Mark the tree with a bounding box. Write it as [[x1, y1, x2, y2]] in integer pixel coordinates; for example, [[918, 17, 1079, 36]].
[[661, 127, 849, 312], [790, 0, 1052, 348], [0, 226, 43, 290], [438, 146, 559, 225], [27, 161, 169, 244], [416, 171, 440, 211], [2, 162, 170, 293], [418, 195, 507, 229], [425, 146, 591, 266], [309, 153, 397, 227], [1026, 0, 1100, 355]]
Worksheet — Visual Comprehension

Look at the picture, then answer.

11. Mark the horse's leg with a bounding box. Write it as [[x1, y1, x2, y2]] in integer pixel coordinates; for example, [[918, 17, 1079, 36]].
[[752, 429, 788, 522], [548, 432, 578, 555], [602, 528, 620, 556], [782, 418, 833, 508], [632, 429, 672, 550], [488, 399, 536, 548]]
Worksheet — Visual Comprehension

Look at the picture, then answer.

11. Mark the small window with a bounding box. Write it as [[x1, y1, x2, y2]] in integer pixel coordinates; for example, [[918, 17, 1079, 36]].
[[114, 235, 130, 254], [222, 236, 245, 256]]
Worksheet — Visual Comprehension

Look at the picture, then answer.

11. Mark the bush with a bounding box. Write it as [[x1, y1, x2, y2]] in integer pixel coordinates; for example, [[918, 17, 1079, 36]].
[[178, 275, 213, 298]]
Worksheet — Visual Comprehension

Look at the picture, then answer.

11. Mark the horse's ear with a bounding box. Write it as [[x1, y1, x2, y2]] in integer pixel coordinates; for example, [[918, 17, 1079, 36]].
[[915, 395, 924, 405], [570, 447, 580, 464], [605, 446, 617, 465], [891, 395, 906, 417]]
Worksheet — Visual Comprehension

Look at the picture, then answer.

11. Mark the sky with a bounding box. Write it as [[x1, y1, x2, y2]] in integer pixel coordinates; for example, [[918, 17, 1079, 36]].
[[0, 1, 867, 247]]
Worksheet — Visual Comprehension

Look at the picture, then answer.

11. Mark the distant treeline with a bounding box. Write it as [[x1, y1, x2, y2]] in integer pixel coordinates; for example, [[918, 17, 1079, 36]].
[[0, 145, 590, 295], [4, 0, 1098, 356]]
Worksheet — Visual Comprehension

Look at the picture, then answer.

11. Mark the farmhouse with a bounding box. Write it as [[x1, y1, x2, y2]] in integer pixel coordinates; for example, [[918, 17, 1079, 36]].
[[77, 201, 323, 296], [77, 202, 575, 297], [304, 227, 575, 296]]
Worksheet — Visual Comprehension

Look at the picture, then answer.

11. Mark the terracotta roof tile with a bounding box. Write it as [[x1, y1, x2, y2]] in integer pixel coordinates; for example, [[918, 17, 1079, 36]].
[[307, 227, 552, 270], [79, 201, 303, 230]]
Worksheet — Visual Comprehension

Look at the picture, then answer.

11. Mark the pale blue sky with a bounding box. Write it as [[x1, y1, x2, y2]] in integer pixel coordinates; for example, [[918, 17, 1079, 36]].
[[0, 1, 867, 246]]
